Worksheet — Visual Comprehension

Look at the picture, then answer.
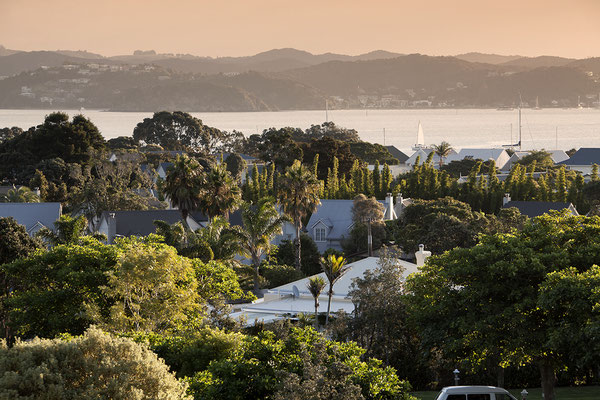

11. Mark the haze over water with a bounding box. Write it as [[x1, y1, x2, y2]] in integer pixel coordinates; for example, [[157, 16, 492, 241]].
[[1, 108, 599, 153]]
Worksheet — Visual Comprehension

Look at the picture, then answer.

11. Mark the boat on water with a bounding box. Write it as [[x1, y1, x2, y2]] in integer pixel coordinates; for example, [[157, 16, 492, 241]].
[[497, 106, 514, 111], [533, 96, 542, 110], [412, 121, 430, 151]]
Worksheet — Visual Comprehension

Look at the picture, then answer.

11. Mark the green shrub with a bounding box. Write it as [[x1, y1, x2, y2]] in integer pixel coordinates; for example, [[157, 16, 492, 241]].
[[261, 263, 305, 288], [0, 326, 190, 399]]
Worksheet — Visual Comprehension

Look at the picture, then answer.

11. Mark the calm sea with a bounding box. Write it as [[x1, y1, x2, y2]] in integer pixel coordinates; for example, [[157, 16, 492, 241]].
[[1, 108, 600, 152]]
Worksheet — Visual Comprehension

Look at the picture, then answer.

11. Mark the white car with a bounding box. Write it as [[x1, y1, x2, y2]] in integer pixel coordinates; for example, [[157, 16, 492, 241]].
[[434, 386, 519, 400]]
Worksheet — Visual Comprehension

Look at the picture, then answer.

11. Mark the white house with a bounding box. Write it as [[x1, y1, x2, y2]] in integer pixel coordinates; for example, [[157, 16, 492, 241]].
[[502, 150, 570, 171], [231, 248, 431, 325]]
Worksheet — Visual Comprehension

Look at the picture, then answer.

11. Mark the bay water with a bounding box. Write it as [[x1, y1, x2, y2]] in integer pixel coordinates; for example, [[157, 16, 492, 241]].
[[1, 108, 599, 153]]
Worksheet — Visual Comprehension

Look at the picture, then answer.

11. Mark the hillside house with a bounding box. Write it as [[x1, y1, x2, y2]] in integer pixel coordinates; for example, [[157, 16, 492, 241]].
[[445, 148, 511, 170], [231, 248, 431, 325], [502, 194, 578, 218], [0, 202, 62, 235], [558, 148, 600, 175]]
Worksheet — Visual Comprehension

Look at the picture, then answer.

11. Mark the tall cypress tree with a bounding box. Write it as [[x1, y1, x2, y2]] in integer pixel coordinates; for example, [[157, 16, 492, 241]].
[[372, 160, 381, 198]]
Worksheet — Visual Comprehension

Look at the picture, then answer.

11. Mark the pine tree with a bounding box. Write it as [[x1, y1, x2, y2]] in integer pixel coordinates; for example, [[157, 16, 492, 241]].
[[381, 163, 393, 198], [592, 164, 599, 182], [251, 164, 260, 201], [538, 175, 549, 201], [267, 163, 275, 194], [339, 174, 349, 199], [555, 166, 567, 202], [332, 156, 340, 198], [312, 154, 319, 177], [372, 160, 381, 198]]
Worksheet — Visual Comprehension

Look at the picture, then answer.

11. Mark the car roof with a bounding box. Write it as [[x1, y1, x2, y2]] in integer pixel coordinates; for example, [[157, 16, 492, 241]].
[[442, 386, 509, 394]]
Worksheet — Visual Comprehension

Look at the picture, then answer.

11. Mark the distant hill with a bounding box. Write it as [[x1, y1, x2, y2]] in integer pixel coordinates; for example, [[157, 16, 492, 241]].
[[455, 52, 522, 65], [55, 50, 105, 59], [0, 48, 598, 110], [0, 45, 20, 57], [116, 48, 404, 74], [279, 54, 500, 96], [0, 64, 326, 112], [0, 51, 121, 77], [568, 57, 600, 74], [500, 56, 575, 68]]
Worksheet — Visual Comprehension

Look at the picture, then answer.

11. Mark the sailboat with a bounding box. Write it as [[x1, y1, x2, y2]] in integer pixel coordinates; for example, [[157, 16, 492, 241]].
[[412, 121, 427, 151], [503, 102, 522, 151], [534, 96, 541, 110], [577, 95, 584, 109]]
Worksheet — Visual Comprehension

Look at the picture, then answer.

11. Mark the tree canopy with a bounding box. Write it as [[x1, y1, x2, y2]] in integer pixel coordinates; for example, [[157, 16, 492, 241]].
[[407, 211, 600, 400]]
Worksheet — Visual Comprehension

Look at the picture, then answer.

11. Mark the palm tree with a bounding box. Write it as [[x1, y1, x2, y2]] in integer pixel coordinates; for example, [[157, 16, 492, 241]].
[[199, 163, 242, 221], [321, 254, 348, 326], [433, 141, 453, 168], [278, 160, 321, 271], [306, 276, 326, 328], [1, 186, 40, 203], [38, 215, 105, 245], [233, 198, 288, 294], [163, 155, 204, 224], [153, 220, 187, 249], [193, 215, 241, 261]]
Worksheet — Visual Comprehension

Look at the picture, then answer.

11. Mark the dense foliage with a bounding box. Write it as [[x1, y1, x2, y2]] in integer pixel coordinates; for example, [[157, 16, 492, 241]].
[[0, 326, 190, 399], [407, 212, 600, 400]]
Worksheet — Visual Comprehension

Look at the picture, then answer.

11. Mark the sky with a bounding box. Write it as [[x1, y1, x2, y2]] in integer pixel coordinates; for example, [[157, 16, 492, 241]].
[[1, 0, 600, 58]]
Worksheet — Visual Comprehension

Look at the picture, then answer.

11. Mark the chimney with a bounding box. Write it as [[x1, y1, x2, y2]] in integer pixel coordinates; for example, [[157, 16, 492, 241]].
[[108, 212, 117, 244], [415, 244, 431, 267], [395, 193, 405, 217], [384, 193, 397, 220], [503, 193, 511, 206]]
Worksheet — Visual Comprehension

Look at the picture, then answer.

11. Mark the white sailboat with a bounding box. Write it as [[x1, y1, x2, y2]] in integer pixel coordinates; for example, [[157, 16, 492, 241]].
[[534, 96, 541, 110], [412, 121, 427, 151]]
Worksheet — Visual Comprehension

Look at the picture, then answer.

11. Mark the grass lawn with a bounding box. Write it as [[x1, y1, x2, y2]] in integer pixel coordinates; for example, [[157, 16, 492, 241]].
[[411, 386, 600, 400]]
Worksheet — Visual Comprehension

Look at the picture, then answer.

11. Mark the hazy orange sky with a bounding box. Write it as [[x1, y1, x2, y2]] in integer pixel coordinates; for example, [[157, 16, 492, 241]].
[[1, 0, 599, 58]]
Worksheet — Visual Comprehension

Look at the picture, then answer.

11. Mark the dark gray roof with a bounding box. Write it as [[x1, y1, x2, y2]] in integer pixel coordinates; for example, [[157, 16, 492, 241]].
[[101, 210, 189, 237], [385, 146, 409, 163], [503, 201, 577, 218], [558, 148, 600, 166], [0, 202, 61, 233], [159, 162, 174, 171]]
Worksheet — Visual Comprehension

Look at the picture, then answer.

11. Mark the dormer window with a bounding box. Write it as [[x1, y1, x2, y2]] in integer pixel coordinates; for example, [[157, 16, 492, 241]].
[[315, 227, 327, 242]]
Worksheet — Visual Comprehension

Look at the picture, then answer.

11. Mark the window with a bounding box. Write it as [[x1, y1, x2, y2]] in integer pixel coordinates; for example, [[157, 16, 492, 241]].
[[447, 395, 466, 400], [468, 395, 490, 400], [495, 395, 517, 400], [315, 227, 326, 242]]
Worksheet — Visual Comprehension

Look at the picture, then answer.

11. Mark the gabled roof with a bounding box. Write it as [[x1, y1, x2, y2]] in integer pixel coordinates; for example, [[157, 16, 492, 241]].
[[158, 162, 174, 171], [548, 150, 569, 164], [0, 202, 61, 233], [384, 146, 409, 163], [307, 199, 386, 239], [100, 210, 194, 237], [503, 201, 577, 218], [446, 148, 508, 162], [558, 148, 600, 166]]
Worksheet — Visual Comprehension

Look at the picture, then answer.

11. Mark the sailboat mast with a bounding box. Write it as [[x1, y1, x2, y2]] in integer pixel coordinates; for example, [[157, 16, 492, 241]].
[[325, 99, 329, 122], [518, 105, 522, 151]]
